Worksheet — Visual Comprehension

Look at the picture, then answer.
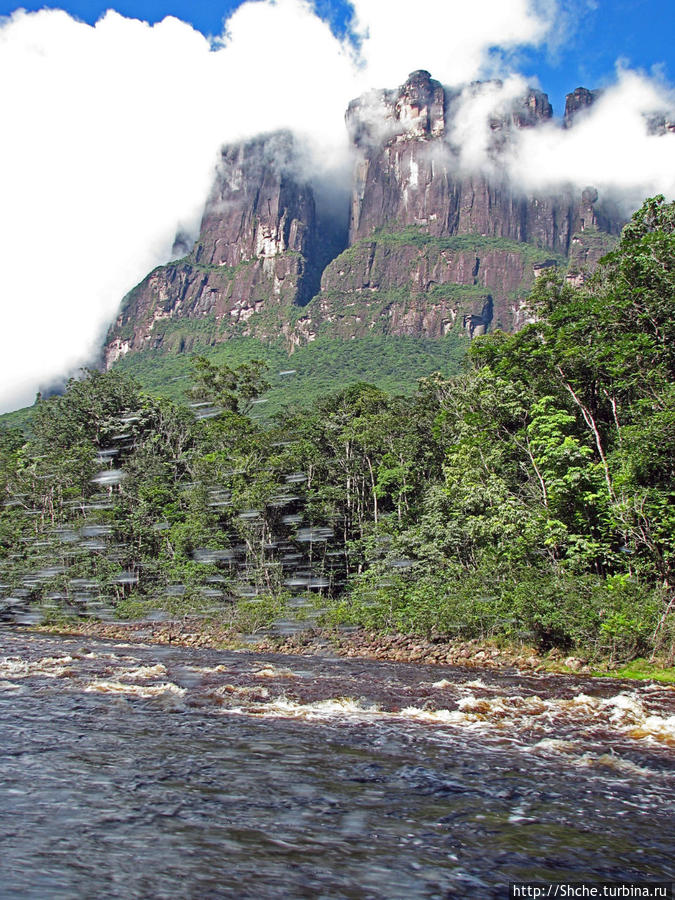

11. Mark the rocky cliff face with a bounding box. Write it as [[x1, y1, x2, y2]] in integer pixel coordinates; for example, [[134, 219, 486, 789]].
[[298, 71, 622, 339], [105, 72, 624, 364], [346, 71, 571, 248], [106, 133, 328, 366], [306, 238, 539, 338], [564, 87, 602, 125]]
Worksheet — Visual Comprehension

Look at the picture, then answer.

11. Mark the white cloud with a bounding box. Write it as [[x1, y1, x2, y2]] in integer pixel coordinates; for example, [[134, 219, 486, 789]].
[[0, 0, 358, 412], [0, 0, 673, 412], [507, 69, 675, 209], [448, 76, 530, 170], [432, 65, 675, 207], [349, 0, 555, 87]]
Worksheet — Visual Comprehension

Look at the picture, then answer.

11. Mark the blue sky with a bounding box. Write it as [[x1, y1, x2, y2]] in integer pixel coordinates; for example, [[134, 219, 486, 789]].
[[1, 0, 672, 114]]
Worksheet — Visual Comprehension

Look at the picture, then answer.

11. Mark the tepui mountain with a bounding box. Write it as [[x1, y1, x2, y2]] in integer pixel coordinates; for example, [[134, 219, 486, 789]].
[[104, 70, 626, 369]]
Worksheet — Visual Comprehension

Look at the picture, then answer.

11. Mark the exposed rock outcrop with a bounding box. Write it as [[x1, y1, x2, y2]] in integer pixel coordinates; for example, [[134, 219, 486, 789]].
[[105, 72, 625, 364], [309, 237, 542, 338], [302, 72, 622, 337], [345, 72, 572, 249], [106, 133, 323, 365], [564, 86, 602, 125]]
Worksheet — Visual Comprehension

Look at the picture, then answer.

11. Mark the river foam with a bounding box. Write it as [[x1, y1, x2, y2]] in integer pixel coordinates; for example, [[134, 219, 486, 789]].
[[0, 654, 76, 678], [214, 688, 675, 748], [84, 679, 187, 709], [3, 634, 674, 757]]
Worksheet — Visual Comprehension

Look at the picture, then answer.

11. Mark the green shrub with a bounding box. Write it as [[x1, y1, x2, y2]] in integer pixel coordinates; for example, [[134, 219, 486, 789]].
[[505, 574, 664, 661], [335, 568, 512, 639]]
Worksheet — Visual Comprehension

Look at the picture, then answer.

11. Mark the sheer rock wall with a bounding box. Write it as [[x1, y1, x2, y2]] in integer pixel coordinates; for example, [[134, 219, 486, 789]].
[[105, 72, 624, 364]]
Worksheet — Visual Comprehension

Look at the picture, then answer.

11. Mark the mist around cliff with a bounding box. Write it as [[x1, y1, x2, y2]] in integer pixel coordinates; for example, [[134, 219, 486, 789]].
[[0, 0, 674, 412], [510, 70, 675, 212], [447, 68, 675, 214], [0, 0, 358, 412]]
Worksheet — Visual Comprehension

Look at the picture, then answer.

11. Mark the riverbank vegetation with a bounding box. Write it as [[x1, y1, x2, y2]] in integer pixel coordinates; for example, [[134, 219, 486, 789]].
[[1, 197, 673, 667]]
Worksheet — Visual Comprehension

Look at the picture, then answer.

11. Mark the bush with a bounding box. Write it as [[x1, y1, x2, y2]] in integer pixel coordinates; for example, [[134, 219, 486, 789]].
[[335, 568, 512, 639], [505, 574, 664, 661], [338, 565, 666, 663]]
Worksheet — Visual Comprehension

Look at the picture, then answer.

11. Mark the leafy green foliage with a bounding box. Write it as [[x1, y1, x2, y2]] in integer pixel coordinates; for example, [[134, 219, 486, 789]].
[[1, 198, 673, 663], [188, 356, 270, 414], [107, 334, 469, 416], [367, 226, 567, 264]]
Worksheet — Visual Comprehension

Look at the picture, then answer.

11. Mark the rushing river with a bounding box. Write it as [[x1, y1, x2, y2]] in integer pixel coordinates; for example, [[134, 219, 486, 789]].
[[1, 629, 674, 899]]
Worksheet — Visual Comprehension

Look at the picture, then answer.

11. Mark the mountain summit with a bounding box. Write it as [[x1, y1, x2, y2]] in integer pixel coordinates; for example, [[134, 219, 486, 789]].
[[105, 71, 624, 367]]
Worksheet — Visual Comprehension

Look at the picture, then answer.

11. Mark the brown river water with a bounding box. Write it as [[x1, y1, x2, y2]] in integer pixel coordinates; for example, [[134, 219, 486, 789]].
[[1, 628, 674, 898]]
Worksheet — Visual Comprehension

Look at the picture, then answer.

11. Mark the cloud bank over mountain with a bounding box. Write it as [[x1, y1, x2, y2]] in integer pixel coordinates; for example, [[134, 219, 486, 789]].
[[0, 0, 673, 411]]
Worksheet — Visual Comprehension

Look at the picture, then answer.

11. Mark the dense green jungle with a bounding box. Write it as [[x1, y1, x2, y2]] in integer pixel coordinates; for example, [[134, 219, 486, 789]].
[[1, 197, 674, 666]]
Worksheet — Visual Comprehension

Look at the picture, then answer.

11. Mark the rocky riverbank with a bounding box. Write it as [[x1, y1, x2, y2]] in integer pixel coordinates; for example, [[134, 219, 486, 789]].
[[28, 618, 603, 675], [22, 619, 675, 681]]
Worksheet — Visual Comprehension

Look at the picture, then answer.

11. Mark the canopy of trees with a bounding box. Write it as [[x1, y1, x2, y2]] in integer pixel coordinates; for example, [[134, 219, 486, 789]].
[[1, 197, 673, 663]]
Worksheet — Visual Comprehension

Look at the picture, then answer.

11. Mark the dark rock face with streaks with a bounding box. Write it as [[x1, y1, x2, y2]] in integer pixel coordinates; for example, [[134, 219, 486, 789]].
[[564, 86, 602, 125], [105, 132, 329, 365], [346, 71, 571, 249], [195, 132, 318, 271], [302, 71, 622, 338], [312, 240, 535, 337], [105, 72, 625, 363]]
